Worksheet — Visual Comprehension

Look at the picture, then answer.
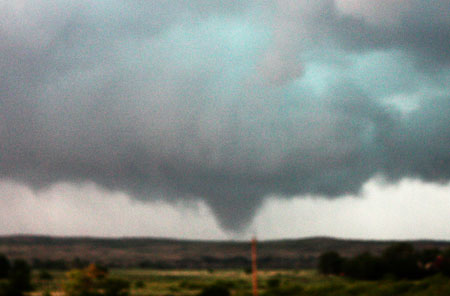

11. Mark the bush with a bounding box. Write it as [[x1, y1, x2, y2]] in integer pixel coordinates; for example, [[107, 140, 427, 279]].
[[441, 248, 450, 276], [64, 267, 130, 296], [85, 263, 108, 280], [343, 252, 386, 280], [8, 259, 33, 293], [419, 248, 440, 265], [63, 269, 96, 296], [102, 278, 130, 296], [418, 248, 441, 276], [319, 243, 449, 281], [318, 251, 344, 275], [0, 254, 10, 279], [382, 243, 421, 279], [197, 284, 230, 296], [266, 278, 280, 289]]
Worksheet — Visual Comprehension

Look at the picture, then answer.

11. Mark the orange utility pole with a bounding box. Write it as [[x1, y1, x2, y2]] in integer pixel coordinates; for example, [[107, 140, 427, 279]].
[[251, 236, 258, 296]]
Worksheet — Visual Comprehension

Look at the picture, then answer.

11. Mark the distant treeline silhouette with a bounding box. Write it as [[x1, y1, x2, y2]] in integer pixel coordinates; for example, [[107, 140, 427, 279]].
[[318, 243, 450, 280]]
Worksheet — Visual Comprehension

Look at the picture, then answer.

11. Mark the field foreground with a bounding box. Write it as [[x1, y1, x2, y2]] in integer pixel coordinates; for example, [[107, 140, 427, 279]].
[[30, 268, 450, 296]]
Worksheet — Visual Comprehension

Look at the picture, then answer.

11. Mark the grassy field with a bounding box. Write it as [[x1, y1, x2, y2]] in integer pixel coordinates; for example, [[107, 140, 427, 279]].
[[29, 268, 450, 296]]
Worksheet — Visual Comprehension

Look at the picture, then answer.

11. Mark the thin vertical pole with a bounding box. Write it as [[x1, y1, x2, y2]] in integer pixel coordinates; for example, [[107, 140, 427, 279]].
[[251, 236, 258, 296]]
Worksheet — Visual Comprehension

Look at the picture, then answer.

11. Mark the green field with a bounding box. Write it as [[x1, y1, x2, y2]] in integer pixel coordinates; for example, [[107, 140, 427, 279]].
[[29, 268, 450, 296]]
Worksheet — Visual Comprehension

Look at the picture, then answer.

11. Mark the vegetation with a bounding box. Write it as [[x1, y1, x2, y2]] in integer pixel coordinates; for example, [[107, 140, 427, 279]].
[[318, 251, 344, 275], [318, 242, 450, 281], [134, 280, 145, 289], [0, 256, 32, 296], [63, 264, 130, 296], [1, 241, 450, 295], [0, 254, 10, 278], [197, 284, 230, 296], [0, 264, 450, 295], [4, 235, 450, 270]]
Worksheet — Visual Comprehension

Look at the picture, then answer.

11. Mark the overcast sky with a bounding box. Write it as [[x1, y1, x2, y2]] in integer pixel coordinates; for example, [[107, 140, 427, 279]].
[[1, 0, 449, 240]]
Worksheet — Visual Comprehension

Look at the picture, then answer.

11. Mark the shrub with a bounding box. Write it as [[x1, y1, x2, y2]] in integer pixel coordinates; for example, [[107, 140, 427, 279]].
[[419, 248, 440, 265], [0, 254, 10, 279], [63, 269, 96, 296], [343, 252, 386, 280], [382, 243, 421, 279], [85, 263, 108, 280], [318, 251, 344, 275], [102, 278, 130, 296], [441, 248, 450, 276], [64, 267, 130, 296], [8, 259, 33, 293], [197, 284, 230, 296], [266, 278, 280, 289]]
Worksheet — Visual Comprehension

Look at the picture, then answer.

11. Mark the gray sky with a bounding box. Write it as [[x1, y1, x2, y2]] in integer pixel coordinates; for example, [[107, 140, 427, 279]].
[[1, 177, 450, 240], [0, 0, 449, 239]]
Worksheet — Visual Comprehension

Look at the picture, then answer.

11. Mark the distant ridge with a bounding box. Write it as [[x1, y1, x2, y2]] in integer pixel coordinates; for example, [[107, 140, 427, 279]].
[[3, 234, 449, 243], [1, 235, 449, 269]]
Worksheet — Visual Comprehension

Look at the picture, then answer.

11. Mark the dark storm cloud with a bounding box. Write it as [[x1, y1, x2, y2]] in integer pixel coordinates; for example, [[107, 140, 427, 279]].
[[334, 13, 450, 68], [0, 0, 449, 230], [383, 95, 450, 182]]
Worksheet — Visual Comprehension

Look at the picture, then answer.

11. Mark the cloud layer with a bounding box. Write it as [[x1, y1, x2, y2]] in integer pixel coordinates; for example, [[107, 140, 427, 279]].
[[1, 0, 449, 230]]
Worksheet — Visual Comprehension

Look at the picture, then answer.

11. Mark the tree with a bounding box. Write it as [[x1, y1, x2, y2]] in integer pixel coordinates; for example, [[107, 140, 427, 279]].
[[382, 243, 421, 279], [343, 252, 386, 280], [318, 251, 344, 275], [63, 269, 97, 296], [441, 248, 450, 276], [0, 254, 10, 279], [8, 259, 32, 294], [418, 248, 441, 276], [64, 266, 130, 296], [85, 263, 107, 280]]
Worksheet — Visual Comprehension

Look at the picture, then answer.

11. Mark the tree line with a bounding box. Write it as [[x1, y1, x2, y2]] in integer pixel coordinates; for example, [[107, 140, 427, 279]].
[[318, 243, 450, 280]]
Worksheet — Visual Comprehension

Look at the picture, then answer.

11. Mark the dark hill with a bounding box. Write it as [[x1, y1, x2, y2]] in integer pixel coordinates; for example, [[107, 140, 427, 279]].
[[1, 235, 449, 269]]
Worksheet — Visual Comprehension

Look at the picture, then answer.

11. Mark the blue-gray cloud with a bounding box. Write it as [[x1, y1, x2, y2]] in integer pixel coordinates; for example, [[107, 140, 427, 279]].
[[1, 0, 449, 230]]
